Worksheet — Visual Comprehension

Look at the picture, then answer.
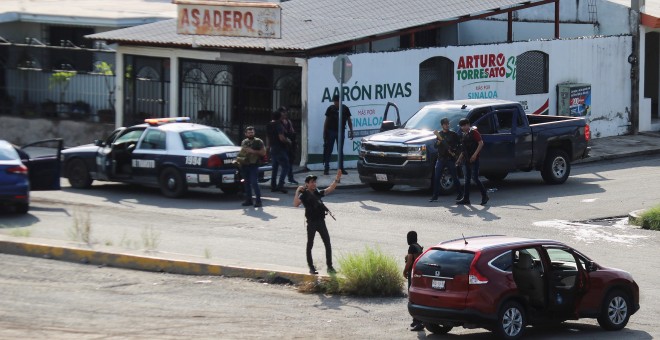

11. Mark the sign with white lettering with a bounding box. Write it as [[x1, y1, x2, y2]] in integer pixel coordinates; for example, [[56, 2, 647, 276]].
[[176, 1, 281, 38]]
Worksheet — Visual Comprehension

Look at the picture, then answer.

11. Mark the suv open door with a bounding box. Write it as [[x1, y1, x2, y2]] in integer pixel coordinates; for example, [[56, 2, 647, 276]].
[[380, 102, 401, 132]]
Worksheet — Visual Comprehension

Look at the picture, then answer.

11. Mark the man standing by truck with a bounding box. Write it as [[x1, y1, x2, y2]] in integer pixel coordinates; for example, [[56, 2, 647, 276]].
[[429, 117, 462, 202], [323, 94, 354, 175], [455, 118, 489, 205]]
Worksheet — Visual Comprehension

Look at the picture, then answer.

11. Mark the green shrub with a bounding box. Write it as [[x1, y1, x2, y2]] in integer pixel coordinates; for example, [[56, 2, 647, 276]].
[[336, 245, 405, 297], [639, 205, 660, 231], [297, 246, 405, 296]]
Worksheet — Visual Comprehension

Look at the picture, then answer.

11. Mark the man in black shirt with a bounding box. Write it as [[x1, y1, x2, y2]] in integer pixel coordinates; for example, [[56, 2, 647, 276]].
[[267, 110, 290, 193], [429, 117, 462, 202], [293, 170, 343, 274], [323, 94, 354, 175], [404, 230, 424, 331]]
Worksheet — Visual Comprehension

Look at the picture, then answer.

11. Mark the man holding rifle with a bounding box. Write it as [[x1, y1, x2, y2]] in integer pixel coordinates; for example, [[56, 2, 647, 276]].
[[429, 117, 462, 202], [293, 169, 342, 275]]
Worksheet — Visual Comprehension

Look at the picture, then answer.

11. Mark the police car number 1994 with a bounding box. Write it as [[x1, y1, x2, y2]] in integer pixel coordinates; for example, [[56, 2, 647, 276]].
[[185, 156, 202, 166]]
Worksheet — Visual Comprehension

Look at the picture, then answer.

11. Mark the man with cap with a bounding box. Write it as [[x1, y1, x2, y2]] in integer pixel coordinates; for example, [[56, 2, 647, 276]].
[[293, 169, 343, 274], [455, 118, 489, 205], [429, 117, 462, 202], [323, 94, 354, 175]]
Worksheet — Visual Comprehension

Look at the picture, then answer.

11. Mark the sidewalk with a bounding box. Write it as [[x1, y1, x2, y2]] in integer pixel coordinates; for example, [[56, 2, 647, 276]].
[[2, 132, 659, 283]]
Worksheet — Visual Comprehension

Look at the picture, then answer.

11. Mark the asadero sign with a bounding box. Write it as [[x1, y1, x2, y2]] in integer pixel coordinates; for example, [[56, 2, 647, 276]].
[[180, 8, 254, 31]]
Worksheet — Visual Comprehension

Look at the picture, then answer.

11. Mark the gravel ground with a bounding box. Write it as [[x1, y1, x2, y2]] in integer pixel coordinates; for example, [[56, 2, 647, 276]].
[[0, 254, 651, 339]]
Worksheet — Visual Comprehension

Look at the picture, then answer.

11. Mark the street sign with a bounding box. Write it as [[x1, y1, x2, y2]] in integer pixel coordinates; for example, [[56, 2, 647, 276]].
[[333, 55, 352, 84]]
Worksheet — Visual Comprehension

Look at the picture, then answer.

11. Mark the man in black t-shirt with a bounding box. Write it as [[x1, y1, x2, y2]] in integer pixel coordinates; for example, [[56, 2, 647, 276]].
[[429, 117, 462, 202], [293, 170, 343, 275], [404, 231, 424, 331], [323, 94, 354, 175], [267, 110, 290, 193]]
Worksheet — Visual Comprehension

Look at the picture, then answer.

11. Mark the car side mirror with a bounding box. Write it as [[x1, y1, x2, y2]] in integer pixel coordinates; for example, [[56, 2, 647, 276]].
[[380, 121, 397, 132], [586, 261, 597, 272], [94, 139, 104, 147]]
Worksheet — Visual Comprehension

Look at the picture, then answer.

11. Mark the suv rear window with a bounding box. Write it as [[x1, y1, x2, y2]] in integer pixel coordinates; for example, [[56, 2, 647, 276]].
[[415, 249, 474, 277]]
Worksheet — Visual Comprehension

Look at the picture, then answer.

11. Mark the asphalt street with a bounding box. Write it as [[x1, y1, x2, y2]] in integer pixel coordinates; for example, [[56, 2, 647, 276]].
[[0, 133, 660, 282]]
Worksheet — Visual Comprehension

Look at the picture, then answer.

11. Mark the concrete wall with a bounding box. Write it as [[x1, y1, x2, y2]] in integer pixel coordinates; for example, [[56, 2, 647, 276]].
[[491, 0, 631, 36], [306, 35, 632, 169], [0, 22, 41, 42], [0, 116, 116, 147]]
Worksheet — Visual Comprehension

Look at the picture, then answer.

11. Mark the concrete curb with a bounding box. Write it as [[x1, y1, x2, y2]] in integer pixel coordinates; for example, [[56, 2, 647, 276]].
[[574, 148, 660, 164], [0, 237, 318, 285], [628, 209, 647, 228]]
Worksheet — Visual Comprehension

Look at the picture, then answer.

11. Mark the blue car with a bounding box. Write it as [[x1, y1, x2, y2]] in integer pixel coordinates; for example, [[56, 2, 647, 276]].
[[0, 139, 62, 214]]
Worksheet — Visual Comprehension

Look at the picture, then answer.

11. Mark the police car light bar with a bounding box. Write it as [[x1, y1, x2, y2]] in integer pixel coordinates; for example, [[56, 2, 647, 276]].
[[145, 117, 191, 125]]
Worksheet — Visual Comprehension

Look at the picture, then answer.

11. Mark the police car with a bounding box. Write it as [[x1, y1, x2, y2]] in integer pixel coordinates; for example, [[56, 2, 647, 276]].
[[61, 117, 271, 198]]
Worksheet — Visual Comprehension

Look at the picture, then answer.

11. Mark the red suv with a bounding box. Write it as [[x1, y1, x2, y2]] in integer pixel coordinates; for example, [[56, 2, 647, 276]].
[[408, 235, 640, 339]]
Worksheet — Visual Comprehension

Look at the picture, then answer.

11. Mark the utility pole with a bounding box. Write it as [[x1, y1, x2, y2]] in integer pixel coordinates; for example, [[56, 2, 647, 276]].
[[631, 0, 641, 134]]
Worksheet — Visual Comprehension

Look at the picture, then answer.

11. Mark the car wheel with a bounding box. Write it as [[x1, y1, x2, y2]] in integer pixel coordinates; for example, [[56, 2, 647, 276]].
[[597, 290, 631, 331], [15, 203, 29, 215], [485, 172, 508, 182], [67, 159, 93, 189], [159, 167, 187, 198], [221, 186, 240, 195], [424, 323, 453, 334], [541, 149, 570, 184], [495, 301, 526, 340], [369, 182, 394, 191], [436, 168, 458, 195]]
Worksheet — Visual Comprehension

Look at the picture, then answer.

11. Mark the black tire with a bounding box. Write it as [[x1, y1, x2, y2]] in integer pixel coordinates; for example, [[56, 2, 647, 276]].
[[66, 159, 93, 189], [494, 301, 526, 340], [597, 290, 631, 331], [485, 172, 508, 182], [424, 323, 453, 334], [159, 167, 187, 198], [15, 203, 29, 215], [541, 149, 570, 184], [436, 168, 459, 195], [221, 186, 240, 195], [369, 182, 394, 191]]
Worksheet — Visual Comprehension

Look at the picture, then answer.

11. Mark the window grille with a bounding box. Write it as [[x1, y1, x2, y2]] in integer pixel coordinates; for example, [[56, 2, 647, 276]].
[[516, 51, 548, 95]]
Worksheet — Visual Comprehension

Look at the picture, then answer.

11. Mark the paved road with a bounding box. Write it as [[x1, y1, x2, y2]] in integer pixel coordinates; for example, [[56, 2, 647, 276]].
[[0, 254, 653, 339], [0, 155, 658, 338], [6, 155, 659, 272]]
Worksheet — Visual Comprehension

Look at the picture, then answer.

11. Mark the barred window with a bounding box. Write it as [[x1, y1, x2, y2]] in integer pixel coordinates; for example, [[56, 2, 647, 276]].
[[516, 51, 548, 95], [419, 57, 454, 102]]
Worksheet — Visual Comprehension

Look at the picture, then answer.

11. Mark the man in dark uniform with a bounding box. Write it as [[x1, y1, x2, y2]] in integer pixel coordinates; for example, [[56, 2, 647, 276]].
[[404, 230, 424, 331], [267, 110, 290, 193], [293, 169, 343, 274], [429, 117, 462, 202], [455, 118, 489, 205], [323, 94, 354, 175]]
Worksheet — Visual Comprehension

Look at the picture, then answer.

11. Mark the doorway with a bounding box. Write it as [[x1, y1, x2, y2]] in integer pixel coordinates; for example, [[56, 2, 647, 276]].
[[644, 32, 659, 120]]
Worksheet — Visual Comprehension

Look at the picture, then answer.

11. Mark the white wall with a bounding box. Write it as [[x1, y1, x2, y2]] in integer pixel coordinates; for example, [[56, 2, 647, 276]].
[[306, 35, 632, 169], [490, 0, 631, 36], [458, 20, 599, 44]]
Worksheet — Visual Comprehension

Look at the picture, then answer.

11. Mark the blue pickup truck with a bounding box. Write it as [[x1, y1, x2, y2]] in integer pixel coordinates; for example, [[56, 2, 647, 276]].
[[358, 99, 590, 194]]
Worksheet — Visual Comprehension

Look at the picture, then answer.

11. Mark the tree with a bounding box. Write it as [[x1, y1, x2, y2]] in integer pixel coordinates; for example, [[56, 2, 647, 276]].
[[49, 71, 76, 104], [94, 61, 115, 112]]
